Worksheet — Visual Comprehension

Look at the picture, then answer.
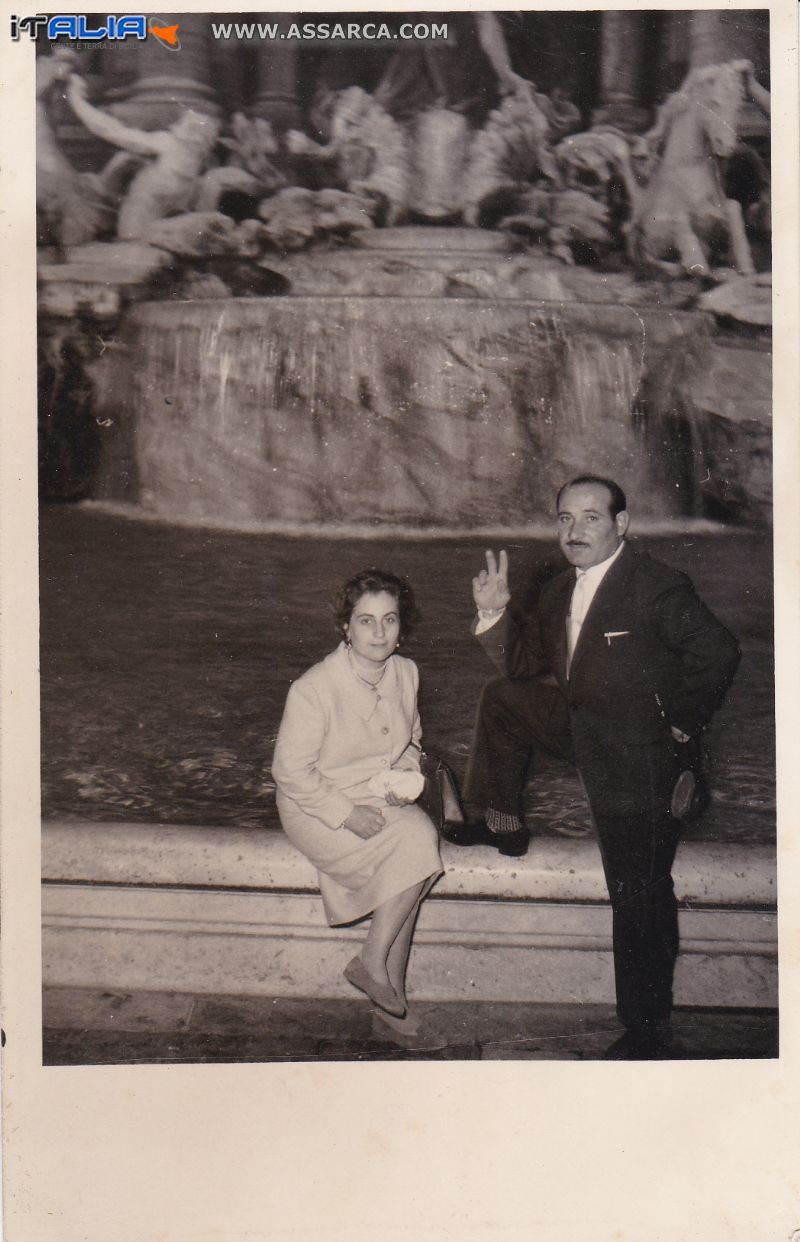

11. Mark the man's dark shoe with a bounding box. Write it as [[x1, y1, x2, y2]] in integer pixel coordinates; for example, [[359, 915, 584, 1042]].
[[444, 820, 529, 856], [496, 827, 529, 857], [443, 819, 496, 847], [603, 1024, 684, 1061]]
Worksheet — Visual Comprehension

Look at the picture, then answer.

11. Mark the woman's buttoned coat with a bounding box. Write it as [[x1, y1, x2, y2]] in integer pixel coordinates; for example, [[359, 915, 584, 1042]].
[[272, 643, 441, 925]]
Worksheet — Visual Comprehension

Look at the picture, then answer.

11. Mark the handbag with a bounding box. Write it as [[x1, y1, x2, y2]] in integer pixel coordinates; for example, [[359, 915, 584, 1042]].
[[418, 751, 465, 835]]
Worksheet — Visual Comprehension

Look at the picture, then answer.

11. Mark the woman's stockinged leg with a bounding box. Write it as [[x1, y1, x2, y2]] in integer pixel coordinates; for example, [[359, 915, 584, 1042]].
[[385, 873, 438, 1004], [360, 877, 431, 989]]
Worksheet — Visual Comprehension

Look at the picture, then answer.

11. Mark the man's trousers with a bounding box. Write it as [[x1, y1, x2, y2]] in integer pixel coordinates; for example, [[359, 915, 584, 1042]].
[[464, 676, 681, 1031]]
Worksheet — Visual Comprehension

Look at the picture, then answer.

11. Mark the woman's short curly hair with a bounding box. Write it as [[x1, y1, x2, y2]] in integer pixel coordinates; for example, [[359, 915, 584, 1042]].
[[333, 568, 419, 643]]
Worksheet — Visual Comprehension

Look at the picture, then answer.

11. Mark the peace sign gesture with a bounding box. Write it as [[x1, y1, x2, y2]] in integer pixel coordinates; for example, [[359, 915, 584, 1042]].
[[472, 549, 510, 612]]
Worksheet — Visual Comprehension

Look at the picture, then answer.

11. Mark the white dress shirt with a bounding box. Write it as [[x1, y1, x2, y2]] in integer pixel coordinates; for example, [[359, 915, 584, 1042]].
[[566, 541, 625, 670]]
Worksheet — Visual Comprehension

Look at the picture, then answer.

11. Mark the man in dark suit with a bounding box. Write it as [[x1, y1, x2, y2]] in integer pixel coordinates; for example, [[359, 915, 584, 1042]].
[[454, 475, 740, 1058]]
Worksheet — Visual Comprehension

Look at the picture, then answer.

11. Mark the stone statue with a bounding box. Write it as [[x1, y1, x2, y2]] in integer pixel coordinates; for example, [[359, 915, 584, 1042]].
[[405, 107, 472, 220], [546, 190, 619, 265], [555, 126, 640, 209], [626, 60, 766, 277], [516, 125, 641, 263], [286, 86, 409, 226], [258, 186, 375, 251], [37, 52, 105, 250], [219, 113, 285, 188], [374, 12, 533, 126], [193, 119, 286, 219], [66, 74, 221, 241], [462, 86, 559, 228], [372, 12, 557, 223]]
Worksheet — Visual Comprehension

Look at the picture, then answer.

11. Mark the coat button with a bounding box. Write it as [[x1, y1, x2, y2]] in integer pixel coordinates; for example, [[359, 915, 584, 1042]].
[[381, 727, 389, 735]]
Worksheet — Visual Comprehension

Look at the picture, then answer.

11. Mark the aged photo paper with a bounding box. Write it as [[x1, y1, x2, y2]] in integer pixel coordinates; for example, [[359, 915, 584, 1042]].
[[2, 0, 799, 1238]]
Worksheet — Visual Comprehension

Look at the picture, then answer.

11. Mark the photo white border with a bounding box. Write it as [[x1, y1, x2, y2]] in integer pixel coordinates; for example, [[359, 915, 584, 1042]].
[[2, 3, 799, 1239]]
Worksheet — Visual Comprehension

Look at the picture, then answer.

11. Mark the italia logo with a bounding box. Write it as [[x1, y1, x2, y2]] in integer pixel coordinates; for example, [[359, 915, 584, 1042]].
[[148, 17, 181, 49], [10, 14, 181, 45]]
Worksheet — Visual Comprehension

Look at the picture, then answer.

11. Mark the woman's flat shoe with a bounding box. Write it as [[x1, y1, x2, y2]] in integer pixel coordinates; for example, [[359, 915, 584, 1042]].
[[371, 1007, 421, 1036], [370, 1008, 448, 1051], [343, 956, 406, 1017]]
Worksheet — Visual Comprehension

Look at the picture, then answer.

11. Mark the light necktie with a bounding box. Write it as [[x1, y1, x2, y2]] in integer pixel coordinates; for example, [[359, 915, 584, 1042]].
[[567, 571, 589, 673]]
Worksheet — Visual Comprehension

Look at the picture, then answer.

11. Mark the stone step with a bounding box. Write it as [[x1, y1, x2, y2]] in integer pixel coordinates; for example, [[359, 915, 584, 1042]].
[[42, 820, 777, 1008]]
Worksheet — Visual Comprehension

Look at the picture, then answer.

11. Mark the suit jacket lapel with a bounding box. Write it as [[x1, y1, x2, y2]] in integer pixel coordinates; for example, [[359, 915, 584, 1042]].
[[547, 573, 573, 692]]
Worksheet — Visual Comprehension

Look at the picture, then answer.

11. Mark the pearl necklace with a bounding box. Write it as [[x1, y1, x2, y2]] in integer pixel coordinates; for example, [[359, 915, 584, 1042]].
[[346, 646, 387, 689]]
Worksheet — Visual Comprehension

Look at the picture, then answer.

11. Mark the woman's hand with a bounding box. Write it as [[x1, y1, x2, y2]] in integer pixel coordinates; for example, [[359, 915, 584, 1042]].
[[344, 805, 385, 838]]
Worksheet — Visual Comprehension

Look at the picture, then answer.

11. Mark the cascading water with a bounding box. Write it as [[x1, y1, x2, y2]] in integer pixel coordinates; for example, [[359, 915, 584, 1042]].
[[89, 228, 768, 530]]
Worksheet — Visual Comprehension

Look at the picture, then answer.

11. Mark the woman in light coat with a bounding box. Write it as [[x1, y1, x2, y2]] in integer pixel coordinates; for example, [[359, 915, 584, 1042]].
[[272, 569, 442, 1029]]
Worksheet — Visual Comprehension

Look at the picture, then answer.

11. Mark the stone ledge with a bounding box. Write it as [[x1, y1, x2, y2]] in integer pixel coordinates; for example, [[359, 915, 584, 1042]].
[[39, 241, 173, 286], [42, 819, 777, 909], [41, 821, 777, 1007], [41, 885, 778, 1007]]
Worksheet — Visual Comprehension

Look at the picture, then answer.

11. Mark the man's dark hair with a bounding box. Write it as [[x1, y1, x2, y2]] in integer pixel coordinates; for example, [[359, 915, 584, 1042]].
[[333, 568, 419, 642], [556, 475, 627, 518]]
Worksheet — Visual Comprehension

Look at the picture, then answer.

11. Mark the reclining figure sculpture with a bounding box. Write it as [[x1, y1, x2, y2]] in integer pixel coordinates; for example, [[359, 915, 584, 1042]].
[[66, 74, 221, 240]]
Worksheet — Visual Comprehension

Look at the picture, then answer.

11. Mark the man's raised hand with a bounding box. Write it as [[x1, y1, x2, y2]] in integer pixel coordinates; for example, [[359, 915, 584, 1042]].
[[472, 549, 510, 612]]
